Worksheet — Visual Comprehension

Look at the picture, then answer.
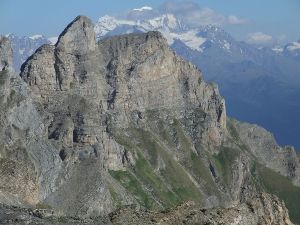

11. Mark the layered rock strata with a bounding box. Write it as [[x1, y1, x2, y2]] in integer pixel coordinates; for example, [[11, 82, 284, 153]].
[[0, 16, 299, 223]]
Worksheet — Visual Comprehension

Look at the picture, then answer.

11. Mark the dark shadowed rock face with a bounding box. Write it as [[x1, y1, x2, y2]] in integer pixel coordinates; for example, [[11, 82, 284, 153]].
[[0, 15, 300, 223]]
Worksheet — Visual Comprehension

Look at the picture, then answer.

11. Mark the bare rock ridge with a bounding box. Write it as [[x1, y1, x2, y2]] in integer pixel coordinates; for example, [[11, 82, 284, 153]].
[[0, 15, 300, 224], [0, 193, 294, 225], [233, 120, 300, 185], [109, 193, 293, 225]]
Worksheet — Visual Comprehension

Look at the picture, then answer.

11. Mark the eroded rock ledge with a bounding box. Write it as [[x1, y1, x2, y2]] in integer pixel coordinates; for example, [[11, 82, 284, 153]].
[[0, 193, 293, 225]]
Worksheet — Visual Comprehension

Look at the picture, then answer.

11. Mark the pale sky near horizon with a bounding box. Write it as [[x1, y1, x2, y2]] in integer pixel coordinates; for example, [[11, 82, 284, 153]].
[[1, 0, 300, 44]]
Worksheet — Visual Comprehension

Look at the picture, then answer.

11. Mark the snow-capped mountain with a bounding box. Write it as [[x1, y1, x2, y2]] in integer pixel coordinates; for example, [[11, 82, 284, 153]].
[[285, 40, 300, 52], [6, 33, 52, 71], [94, 10, 300, 150], [95, 13, 209, 51], [94, 13, 267, 69], [94, 11, 300, 81], [271, 46, 284, 53], [270, 40, 300, 59], [2, 7, 300, 150], [283, 40, 300, 58], [94, 12, 264, 58]]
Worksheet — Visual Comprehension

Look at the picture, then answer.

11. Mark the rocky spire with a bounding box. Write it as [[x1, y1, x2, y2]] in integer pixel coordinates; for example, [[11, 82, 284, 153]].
[[55, 15, 96, 54], [0, 36, 13, 71]]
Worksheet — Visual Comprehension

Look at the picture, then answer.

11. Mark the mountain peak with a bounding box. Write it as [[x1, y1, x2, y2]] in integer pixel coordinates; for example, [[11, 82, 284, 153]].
[[56, 15, 96, 54], [286, 41, 300, 52], [95, 15, 120, 37], [29, 34, 44, 40]]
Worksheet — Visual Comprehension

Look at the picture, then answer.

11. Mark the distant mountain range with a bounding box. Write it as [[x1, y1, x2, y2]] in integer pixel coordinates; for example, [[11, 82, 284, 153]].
[[4, 7, 300, 149], [5, 34, 55, 71]]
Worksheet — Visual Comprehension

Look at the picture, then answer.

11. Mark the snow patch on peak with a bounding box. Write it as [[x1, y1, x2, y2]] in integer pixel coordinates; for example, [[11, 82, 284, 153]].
[[272, 46, 283, 53], [5, 33, 17, 38], [97, 15, 119, 28], [95, 15, 120, 37], [94, 13, 206, 52], [48, 37, 58, 45], [144, 14, 181, 31], [164, 14, 177, 29], [97, 15, 117, 23], [19, 49, 25, 55], [95, 13, 185, 39], [164, 30, 206, 52], [287, 41, 300, 51], [29, 34, 43, 40], [204, 25, 220, 32], [223, 40, 231, 51], [95, 15, 136, 37], [132, 6, 153, 12]]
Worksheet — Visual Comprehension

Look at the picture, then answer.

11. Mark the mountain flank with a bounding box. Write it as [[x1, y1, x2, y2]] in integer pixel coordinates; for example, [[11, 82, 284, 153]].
[[0, 16, 300, 224]]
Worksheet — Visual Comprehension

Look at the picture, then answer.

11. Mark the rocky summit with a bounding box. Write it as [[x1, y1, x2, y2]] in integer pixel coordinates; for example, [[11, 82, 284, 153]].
[[0, 16, 300, 224]]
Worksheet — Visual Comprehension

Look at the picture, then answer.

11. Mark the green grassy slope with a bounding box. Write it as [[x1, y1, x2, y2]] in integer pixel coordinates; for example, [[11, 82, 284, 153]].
[[252, 163, 300, 223], [226, 119, 300, 224], [110, 114, 300, 224], [112, 126, 204, 210]]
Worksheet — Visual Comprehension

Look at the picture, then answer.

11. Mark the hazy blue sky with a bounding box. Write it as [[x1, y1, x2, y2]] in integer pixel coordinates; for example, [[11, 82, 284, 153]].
[[1, 0, 300, 44]]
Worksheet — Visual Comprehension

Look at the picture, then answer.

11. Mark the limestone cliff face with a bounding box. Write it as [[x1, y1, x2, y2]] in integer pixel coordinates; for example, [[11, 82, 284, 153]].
[[99, 31, 226, 147], [0, 37, 13, 71], [18, 16, 227, 215], [1, 15, 299, 223], [232, 119, 300, 186], [21, 16, 226, 150], [0, 36, 53, 206], [2, 18, 134, 216]]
